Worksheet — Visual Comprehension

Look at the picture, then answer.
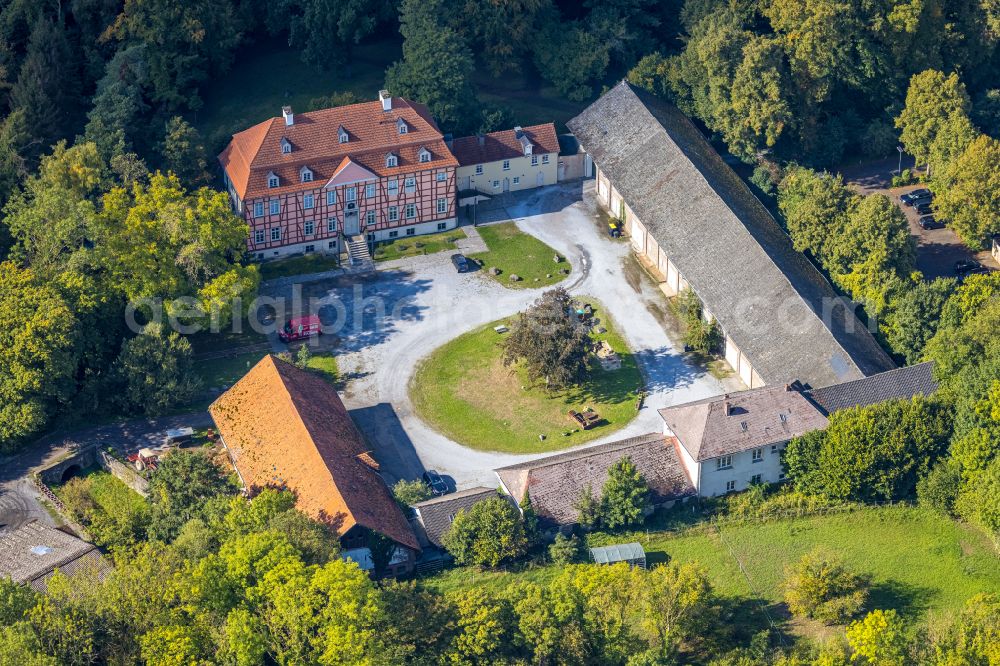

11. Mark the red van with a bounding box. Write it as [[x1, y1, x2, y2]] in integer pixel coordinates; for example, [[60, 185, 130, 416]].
[[278, 314, 322, 343]]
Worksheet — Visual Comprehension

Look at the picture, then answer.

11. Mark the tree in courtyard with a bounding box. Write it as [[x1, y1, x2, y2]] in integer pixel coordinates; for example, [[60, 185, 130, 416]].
[[601, 456, 650, 529], [783, 549, 870, 624], [548, 532, 581, 565], [110, 323, 202, 417], [574, 484, 602, 529], [148, 448, 233, 541], [441, 496, 527, 568], [846, 609, 908, 666], [933, 134, 1000, 249], [895, 70, 977, 176], [676, 289, 720, 355], [501, 287, 591, 389], [392, 479, 432, 509], [384, 0, 476, 134]]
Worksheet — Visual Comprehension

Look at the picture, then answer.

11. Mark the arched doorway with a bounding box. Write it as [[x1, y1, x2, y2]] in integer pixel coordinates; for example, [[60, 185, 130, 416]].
[[60, 464, 82, 483]]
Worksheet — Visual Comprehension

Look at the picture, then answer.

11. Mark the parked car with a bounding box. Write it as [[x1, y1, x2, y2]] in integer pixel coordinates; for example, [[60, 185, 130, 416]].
[[422, 470, 449, 496], [900, 189, 931, 206], [278, 314, 323, 343], [918, 215, 940, 230], [954, 259, 982, 275], [450, 253, 471, 273], [915, 201, 934, 216]]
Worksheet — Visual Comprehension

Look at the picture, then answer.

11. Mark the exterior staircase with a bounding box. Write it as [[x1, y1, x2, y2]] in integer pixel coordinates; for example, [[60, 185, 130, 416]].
[[344, 234, 375, 272]]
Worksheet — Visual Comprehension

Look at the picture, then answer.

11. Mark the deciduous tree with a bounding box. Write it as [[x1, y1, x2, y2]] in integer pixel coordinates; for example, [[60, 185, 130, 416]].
[[934, 134, 1000, 249], [441, 496, 527, 568], [600, 456, 650, 529], [502, 288, 591, 389], [783, 549, 869, 624]]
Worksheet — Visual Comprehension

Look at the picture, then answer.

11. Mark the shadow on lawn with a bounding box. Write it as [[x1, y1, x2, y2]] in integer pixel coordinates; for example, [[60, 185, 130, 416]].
[[868, 578, 935, 620]]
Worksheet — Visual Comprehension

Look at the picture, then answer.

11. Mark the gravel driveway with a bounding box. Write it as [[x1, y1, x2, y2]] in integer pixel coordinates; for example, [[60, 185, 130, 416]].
[[305, 181, 741, 489]]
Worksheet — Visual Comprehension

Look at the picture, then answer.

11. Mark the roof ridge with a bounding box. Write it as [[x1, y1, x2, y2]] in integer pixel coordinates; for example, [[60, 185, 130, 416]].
[[496, 433, 665, 472]]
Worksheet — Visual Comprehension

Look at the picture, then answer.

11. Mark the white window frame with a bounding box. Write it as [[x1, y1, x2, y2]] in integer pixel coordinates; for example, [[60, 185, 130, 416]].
[[253, 201, 264, 217], [513, 176, 520, 185], [405, 203, 416, 219], [327, 217, 337, 233], [389, 230, 399, 238], [304, 221, 315, 236], [502, 160, 510, 171], [492, 180, 499, 188], [388, 179, 399, 196], [254, 229, 265, 244], [301, 168, 313, 183], [346, 187, 356, 202], [281, 139, 292, 154], [751, 474, 763, 485], [406, 227, 415, 236], [752, 448, 763, 463], [366, 210, 376, 225], [716, 455, 733, 470], [436, 172, 446, 182], [725, 480, 736, 492], [270, 227, 281, 241], [542, 154, 550, 164], [365, 183, 376, 198], [338, 129, 349, 144], [303, 193, 314, 209], [475, 164, 483, 175], [326, 190, 336, 206], [531, 154, 538, 166], [268, 174, 279, 188], [418, 149, 430, 163], [388, 206, 398, 222], [404, 177, 415, 193], [269, 199, 280, 215], [397, 119, 408, 135], [437, 222, 447, 230], [436, 198, 446, 214], [386, 153, 398, 168]]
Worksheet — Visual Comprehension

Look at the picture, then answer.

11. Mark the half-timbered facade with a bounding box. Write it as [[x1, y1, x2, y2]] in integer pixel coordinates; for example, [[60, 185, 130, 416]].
[[219, 91, 459, 258]]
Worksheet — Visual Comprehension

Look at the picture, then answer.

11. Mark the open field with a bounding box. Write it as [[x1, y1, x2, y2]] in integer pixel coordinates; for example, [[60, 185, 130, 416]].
[[421, 505, 1000, 627], [470, 222, 570, 289], [373, 229, 467, 262], [409, 298, 643, 453]]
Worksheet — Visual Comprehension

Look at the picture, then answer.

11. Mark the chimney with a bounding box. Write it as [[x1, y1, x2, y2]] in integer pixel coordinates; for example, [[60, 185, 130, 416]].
[[282, 106, 294, 126], [724, 401, 731, 416], [379, 89, 392, 112], [477, 134, 485, 146]]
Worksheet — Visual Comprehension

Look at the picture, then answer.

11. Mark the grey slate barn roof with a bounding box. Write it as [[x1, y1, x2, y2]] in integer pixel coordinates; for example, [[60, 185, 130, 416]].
[[494, 433, 694, 527], [411, 487, 501, 548], [807, 361, 937, 415], [659, 384, 830, 462], [568, 81, 895, 388], [0, 521, 111, 592]]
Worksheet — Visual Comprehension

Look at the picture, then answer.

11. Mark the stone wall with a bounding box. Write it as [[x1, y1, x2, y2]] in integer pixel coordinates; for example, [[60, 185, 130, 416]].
[[98, 450, 150, 497], [36, 446, 149, 497]]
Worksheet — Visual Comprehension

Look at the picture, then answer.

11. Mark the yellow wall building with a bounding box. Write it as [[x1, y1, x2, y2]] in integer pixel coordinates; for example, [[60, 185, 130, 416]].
[[451, 124, 560, 199]]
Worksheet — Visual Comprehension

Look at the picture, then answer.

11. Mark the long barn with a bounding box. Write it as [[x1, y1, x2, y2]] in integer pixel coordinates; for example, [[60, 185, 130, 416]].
[[568, 81, 895, 389]]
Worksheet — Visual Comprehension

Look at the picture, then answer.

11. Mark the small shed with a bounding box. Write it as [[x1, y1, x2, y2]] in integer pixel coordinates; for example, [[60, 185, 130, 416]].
[[589, 542, 647, 569]]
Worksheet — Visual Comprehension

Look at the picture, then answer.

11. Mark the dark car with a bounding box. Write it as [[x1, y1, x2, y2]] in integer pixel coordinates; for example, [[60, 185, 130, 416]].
[[954, 259, 982, 275], [917, 215, 940, 230], [422, 470, 449, 496], [915, 201, 934, 216], [450, 253, 470, 273], [900, 188, 931, 205]]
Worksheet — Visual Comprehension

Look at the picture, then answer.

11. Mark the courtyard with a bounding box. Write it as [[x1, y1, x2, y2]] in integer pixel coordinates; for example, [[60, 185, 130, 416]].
[[264, 182, 742, 489]]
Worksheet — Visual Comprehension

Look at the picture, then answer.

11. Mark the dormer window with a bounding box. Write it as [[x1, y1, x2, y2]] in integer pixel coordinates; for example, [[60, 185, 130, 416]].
[[280, 138, 292, 154], [396, 118, 408, 135], [267, 172, 279, 188], [338, 126, 349, 144], [300, 167, 313, 183], [418, 147, 431, 163], [385, 153, 398, 168]]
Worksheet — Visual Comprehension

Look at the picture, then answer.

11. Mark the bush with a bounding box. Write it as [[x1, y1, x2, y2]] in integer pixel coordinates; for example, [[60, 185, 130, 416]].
[[890, 169, 915, 187], [749, 165, 776, 197], [392, 479, 432, 509], [441, 496, 527, 568], [917, 460, 962, 516], [548, 532, 582, 565], [784, 549, 870, 624]]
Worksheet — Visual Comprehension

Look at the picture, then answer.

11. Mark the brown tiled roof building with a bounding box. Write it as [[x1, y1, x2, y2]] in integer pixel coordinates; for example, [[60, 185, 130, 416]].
[[494, 433, 694, 528], [209, 355, 419, 554]]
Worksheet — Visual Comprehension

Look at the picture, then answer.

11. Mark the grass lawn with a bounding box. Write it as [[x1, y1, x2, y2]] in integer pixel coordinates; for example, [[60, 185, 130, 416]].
[[420, 506, 1000, 640], [373, 229, 467, 262], [304, 352, 339, 385], [410, 298, 643, 453], [194, 351, 267, 390], [54, 468, 147, 516], [470, 222, 569, 289], [421, 506, 1000, 629], [258, 253, 341, 281]]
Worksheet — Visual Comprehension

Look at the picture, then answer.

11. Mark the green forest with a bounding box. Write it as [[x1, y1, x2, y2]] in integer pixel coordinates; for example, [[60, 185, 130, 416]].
[[1, 0, 1000, 663]]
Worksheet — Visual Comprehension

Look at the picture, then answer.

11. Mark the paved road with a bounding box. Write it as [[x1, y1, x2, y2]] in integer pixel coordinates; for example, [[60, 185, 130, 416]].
[[0, 412, 212, 533], [327, 182, 740, 489]]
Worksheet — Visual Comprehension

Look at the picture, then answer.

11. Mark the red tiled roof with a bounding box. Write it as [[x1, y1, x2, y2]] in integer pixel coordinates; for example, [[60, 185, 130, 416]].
[[451, 123, 560, 166], [209, 355, 419, 551], [219, 97, 459, 200]]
